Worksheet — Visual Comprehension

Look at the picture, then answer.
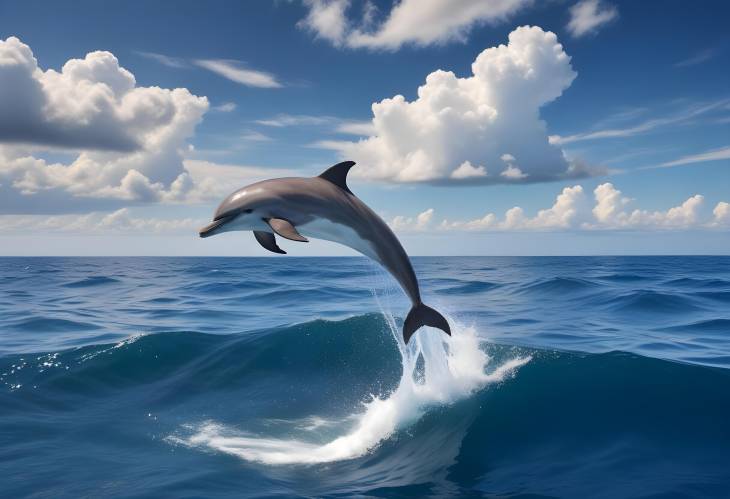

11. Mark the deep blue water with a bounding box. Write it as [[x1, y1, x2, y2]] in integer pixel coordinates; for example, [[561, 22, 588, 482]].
[[1, 256, 729, 498]]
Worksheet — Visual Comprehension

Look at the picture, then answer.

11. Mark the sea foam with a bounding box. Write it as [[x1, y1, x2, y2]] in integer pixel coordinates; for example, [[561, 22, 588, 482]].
[[170, 313, 529, 465]]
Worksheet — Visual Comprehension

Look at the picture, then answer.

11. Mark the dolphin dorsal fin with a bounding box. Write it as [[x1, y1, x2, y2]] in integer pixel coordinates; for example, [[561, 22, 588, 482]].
[[318, 161, 355, 194]]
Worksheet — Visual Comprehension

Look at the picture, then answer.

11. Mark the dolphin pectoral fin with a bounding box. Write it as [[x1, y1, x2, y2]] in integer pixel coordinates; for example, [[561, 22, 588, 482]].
[[403, 303, 451, 344], [254, 231, 286, 254], [318, 161, 355, 194], [265, 218, 309, 242]]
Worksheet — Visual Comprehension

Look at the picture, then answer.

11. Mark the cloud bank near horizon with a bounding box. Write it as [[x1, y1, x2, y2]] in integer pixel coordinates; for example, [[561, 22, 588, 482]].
[[5, 182, 726, 237], [390, 182, 730, 232]]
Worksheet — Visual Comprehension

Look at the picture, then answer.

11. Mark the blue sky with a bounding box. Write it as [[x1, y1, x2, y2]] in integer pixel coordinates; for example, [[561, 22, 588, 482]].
[[0, 0, 728, 255]]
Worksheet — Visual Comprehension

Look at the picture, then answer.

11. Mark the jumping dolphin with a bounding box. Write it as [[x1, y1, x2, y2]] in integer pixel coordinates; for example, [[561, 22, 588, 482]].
[[199, 161, 451, 344]]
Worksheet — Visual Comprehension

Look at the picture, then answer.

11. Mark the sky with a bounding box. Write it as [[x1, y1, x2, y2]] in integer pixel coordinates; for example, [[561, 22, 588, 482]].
[[0, 0, 729, 256]]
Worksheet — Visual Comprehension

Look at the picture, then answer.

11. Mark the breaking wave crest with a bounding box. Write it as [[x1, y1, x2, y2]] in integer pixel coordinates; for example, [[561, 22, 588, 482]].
[[170, 314, 529, 465]]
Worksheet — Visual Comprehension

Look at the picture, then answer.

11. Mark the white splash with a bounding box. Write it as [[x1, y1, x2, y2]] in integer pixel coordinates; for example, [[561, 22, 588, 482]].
[[170, 317, 530, 465]]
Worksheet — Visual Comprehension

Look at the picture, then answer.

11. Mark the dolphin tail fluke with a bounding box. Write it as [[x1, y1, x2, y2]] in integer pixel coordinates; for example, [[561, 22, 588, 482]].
[[403, 303, 451, 344]]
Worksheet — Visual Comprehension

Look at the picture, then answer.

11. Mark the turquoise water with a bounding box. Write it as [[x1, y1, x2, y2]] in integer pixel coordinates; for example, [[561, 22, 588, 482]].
[[1, 256, 729, 497]]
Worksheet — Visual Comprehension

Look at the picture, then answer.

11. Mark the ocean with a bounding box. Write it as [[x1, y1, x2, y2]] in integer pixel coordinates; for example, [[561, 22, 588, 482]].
[[1, 256, 729, 498]]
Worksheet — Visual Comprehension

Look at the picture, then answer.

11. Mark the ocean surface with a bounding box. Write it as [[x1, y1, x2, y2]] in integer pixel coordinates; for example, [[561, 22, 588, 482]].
[[1, 256, 729, 498]]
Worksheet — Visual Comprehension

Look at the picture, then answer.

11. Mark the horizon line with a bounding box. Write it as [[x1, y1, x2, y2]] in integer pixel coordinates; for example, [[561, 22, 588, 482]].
[[1, 254, 729, 258]]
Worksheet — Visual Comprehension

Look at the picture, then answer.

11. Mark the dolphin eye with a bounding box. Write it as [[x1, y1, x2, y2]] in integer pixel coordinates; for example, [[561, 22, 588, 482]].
[[243, 209, 253, 214]]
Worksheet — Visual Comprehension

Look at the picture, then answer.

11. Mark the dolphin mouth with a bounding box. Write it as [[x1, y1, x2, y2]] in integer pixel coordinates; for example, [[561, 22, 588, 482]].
[[199, 216, 234, 238]]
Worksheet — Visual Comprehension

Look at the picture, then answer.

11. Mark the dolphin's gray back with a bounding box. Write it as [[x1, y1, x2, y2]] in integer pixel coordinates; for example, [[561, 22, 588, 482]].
[[216, 177, 422, 305], [208, 167, 451, 343], [308, 178, 422, 306]]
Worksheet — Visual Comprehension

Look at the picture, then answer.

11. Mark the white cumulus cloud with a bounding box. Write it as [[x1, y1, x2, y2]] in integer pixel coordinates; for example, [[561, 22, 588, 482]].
[[0, 36, 207, 153], [320, 26, 583, 185], [451, 161, 487, 179], [0, 36, 215, 211], [588, 183, 705, 229], [713, 202, 730, 226], [441, 185, 588, 230], [299, 0, 533, 50], [298, 0, 351, 47], [0, 37, 291, 213], [392, 183, 728, 233], [390, 207, 435, 231]]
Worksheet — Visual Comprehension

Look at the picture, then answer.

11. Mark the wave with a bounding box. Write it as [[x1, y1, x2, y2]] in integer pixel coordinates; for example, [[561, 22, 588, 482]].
[[179, 280, 274, 295], [2, 313, 730, 496], [663, 277, 730, 289], [694, 291, 730, 303], [515, 276, 600, 295], [4, 256, 730, 497], [604, 289, 705, 313], [7, 316, 99, 332], [62, 276, 120, 288], [436, 281, 501, 295], [657, 318, 730, 334], [5, 256, 730, 372], [596, 272, 649, 282], [170, 318, 529, 465]]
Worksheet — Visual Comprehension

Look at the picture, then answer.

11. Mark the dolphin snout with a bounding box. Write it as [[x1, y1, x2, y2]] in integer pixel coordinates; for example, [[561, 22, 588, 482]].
[[198, 221, 219, 238], [198, 216, 233, 238]]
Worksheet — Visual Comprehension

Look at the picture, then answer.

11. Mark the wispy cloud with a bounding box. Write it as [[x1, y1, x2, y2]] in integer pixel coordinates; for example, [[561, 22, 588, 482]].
[[254, 114, 374, 137], [674, 47, 721, 68], [551, 99, 730, 145], [308, 139, 351, 151], [566, 0, 618, 38], [193, 59, 282, 88], [135, 51, 188, 68], [212, 102, 237, 112], [656, 145, 730, 168], [240, 131, 273, 142], [335, 120, 375, 136], [255, 114, 333, 127], [135, 51, 283, 88], [588, 106, 649, 129]]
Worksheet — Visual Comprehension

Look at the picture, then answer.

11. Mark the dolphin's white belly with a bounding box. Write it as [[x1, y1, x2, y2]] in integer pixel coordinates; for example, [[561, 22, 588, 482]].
[[299, 217, 378, 261]]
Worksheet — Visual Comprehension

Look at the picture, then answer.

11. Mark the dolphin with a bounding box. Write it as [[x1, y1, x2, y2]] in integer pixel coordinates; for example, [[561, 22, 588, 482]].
[[199, 161, 451, 344]]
